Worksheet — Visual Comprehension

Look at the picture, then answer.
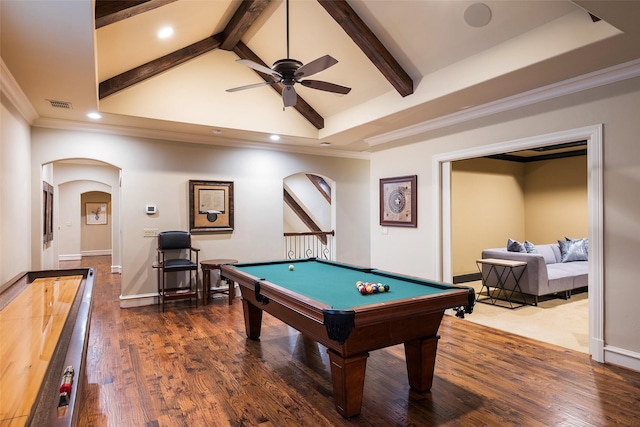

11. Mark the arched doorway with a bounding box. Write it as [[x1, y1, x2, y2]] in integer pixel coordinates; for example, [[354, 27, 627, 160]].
[[45, 159, 122, 273]]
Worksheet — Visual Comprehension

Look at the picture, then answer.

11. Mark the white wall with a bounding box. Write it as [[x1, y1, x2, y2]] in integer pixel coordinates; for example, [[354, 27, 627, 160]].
[[30, 129, 370, 305], [370, 76, 640, 364], [0, 95, 31, 283]]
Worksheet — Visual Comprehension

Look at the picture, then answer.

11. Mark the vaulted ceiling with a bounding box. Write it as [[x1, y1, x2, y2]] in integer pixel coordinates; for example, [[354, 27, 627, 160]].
[[2, 1, 640, 153]]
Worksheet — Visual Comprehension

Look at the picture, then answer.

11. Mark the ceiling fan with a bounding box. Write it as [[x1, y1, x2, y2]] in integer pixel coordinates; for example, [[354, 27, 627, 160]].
[[226, 0, 351, 108]]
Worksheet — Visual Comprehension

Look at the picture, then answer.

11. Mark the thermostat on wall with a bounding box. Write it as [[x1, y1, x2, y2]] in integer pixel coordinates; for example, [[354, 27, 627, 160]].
[[145, 205, 157, 215]]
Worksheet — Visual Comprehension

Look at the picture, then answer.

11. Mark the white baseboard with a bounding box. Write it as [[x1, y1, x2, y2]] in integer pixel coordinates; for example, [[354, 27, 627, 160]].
[[119, 292, 158, 308], [604, 345, 640, 373], [81, 250, 112, 257], [59, 254, 82, 261], [111, 265, 122, 274]]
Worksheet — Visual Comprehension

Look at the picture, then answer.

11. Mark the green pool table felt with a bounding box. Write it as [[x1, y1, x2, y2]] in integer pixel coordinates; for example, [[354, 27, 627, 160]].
[[234, 260, 454, 310]]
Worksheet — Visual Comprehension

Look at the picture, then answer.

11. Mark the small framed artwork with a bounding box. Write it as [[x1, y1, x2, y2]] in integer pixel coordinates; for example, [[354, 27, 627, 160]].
[[43, 181, 54, 243], [86, 202, 107, 225], [380, 175, 417, 227], [189, 180, 234, 233]]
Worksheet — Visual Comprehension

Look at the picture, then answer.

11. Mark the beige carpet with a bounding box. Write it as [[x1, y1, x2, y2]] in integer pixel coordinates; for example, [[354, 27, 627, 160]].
[[462, 281, 589, 353]]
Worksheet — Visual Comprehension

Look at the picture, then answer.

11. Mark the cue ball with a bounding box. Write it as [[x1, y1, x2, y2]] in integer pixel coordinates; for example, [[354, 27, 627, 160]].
[[289, 265, 294, 271]]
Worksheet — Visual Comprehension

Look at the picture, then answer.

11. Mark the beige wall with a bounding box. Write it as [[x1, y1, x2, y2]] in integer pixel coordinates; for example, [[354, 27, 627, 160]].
[[524, 155, 588, 243], [80, 191, 112, 255], [451, 158, 525, 275], [370, 76, 640, 359], [451, 155, 588, 276]]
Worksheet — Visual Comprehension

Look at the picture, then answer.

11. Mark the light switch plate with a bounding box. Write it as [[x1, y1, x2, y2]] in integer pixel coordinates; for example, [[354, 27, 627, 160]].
[[144, 228, 159, 237]]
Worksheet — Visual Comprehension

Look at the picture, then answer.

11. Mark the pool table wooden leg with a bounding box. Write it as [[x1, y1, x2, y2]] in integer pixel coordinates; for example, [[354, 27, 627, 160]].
[[404, 335, 440, 391], [327, 350, 369, 418], [242, 300, 262, 339]]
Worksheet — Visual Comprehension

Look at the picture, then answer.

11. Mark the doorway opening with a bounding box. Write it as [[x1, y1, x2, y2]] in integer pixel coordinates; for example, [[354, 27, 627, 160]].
[[45, 159, 122, 274], [434, 125, 603, 361]]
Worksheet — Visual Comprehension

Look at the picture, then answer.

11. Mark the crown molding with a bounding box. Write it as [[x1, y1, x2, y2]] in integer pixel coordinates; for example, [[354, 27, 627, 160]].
[[33, 117, 370, 160], [365, 58, 640, 147], [0, 57, 39, 124]]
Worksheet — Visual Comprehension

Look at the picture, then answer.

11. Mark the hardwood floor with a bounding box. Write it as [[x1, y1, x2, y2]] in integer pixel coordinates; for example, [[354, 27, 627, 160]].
[[67, 256, 640, 426]]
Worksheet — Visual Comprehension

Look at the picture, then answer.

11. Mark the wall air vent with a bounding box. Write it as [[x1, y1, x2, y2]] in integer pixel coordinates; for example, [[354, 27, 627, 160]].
[[47, 99, 73, 109]]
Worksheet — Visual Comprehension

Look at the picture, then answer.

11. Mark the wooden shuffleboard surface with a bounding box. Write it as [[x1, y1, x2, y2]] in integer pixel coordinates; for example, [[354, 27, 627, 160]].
[[0, 275, 82, 427]]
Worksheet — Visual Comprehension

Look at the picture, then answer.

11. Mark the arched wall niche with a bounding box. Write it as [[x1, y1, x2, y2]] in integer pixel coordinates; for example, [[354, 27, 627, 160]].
[[283, 172, 336, 259]]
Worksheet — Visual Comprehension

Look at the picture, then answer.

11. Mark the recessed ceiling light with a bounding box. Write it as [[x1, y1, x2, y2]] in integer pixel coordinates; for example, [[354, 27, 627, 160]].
[[212, 129, 222, 134], [158, 26, 174, 39], [87, 112, 102, 119], [320, 142, 331, 147], [269, 134, 281, 141]]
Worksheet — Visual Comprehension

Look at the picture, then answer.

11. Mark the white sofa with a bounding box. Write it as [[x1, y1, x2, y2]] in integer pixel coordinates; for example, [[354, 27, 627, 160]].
[[481, 243, 588, 305]]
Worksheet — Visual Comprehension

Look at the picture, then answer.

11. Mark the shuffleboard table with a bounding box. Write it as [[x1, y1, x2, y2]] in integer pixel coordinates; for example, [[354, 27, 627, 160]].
[[221, 258, 474, 418], [0, 268, 95, 427]]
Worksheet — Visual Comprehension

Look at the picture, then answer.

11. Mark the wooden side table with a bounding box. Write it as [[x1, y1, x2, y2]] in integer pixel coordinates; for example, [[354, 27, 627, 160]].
[[201, 259, 238, 305]]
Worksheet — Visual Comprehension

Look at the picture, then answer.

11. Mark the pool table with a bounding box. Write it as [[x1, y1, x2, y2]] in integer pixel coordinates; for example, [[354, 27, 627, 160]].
[[221, 258, 475, 417]]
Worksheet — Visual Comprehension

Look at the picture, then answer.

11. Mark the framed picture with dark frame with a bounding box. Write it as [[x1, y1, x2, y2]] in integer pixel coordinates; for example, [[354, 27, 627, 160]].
[[189, 180, 234, 233], [379, 175, 417, 227], [43, 181, 54, 243]]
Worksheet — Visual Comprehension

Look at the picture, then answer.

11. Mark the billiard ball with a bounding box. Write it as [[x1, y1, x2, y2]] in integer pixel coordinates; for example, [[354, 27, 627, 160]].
[[288, 265, 294, 271]]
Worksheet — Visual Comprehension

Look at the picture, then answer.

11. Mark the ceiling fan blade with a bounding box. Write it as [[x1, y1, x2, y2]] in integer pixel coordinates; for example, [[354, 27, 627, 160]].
[[283, 86, 297, 107], [226, 81, 276, 92], [295, 55, 338, 78], [300, 79, 351, 94], [236, 59, 281, 78]]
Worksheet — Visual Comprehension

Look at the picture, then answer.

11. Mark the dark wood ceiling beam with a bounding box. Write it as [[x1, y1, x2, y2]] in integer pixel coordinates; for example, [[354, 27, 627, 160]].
[[317, 0, 413, 97], [221, 0, 271, 51], [99, 34, 223, 99], [95, 0, 177, 29], [233, 41, 324, 129]]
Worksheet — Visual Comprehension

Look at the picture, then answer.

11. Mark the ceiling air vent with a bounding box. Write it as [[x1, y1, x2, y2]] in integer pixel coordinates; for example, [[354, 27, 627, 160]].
[[47, 99, 73, 109]]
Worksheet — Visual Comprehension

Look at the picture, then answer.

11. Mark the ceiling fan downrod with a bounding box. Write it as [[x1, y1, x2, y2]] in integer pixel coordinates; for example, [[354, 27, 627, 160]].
[[286, 0, 290, 59]]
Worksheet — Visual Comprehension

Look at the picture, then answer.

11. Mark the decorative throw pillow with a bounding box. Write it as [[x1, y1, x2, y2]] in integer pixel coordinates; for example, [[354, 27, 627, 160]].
[[524, 240, 538, 254], [507, 238, 526, 253], [566, 236, 589, 255], [558, 238, 588, 262]]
